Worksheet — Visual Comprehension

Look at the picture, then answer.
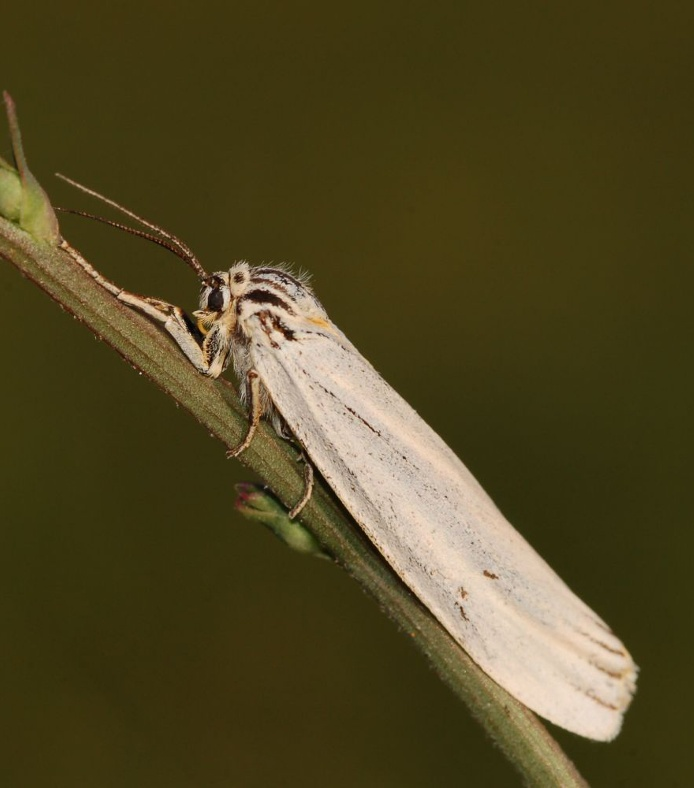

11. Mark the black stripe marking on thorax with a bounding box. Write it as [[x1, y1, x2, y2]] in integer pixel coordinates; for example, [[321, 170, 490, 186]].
[[241, 289, 295, 314]]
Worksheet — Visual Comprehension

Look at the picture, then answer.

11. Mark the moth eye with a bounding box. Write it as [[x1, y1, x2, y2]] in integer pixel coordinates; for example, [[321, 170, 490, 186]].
[[207, 288, 225, 311]]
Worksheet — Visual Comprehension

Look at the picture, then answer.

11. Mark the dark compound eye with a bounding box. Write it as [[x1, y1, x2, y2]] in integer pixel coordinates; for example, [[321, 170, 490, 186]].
[[207, 287, 225, 311]]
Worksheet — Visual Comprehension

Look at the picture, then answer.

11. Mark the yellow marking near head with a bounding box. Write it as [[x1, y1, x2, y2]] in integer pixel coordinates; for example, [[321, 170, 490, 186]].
[[194, 309, 217, 335]]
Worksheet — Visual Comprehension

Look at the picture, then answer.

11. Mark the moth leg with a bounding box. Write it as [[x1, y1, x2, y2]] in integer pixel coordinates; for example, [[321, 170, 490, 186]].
[[229, 370, 314, 517], [288, 460, 314, 520], [61, 239, 215, 375], [227, 370, 262, 458], [61, 239, 127, 298]]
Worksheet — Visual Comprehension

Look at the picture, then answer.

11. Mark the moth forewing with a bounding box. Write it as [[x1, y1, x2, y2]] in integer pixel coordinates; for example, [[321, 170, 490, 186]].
[[226, 262, 637, 739], [245, 319, 636, 741]]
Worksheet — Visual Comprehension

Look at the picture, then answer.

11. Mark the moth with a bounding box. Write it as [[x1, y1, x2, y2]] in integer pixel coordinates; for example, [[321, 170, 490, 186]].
[[58, 176, 637, 741]]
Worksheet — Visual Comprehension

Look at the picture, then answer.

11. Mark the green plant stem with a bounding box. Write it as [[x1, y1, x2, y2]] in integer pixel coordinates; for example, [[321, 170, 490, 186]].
[[0, 216, 588, 787]]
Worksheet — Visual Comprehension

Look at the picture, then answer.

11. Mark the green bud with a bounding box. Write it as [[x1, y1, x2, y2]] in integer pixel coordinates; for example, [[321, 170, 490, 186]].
[[235, 483, 330, 559], [0, 156, 22, 221], [1, 91, 60, 243]]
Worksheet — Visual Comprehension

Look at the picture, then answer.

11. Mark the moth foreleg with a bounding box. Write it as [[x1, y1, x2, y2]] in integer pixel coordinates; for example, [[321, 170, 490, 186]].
[[134, 298, 213, 375], [61, 239, 216, 376]]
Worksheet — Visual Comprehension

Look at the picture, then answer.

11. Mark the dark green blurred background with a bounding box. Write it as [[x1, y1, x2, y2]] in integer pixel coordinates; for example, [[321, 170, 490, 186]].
[[1, 3, 691, 786]]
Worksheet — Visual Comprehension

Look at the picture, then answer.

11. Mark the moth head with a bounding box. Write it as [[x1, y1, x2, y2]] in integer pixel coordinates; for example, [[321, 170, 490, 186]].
[[199, 273, 231, 313]]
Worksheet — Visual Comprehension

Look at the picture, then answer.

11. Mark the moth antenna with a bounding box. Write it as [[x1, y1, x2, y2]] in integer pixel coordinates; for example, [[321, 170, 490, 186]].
[[55, 173, 209, 279], [54, 207, 211, 275]]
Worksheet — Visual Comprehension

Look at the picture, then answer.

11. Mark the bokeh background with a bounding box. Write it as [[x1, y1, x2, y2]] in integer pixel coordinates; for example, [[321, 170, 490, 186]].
[[1, 3, 691, 786]]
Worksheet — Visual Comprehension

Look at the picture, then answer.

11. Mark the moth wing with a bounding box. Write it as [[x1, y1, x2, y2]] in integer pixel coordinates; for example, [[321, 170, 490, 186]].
[[248, 319, 637, 740]]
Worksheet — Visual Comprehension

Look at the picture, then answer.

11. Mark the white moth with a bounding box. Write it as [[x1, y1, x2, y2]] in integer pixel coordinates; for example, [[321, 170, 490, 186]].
[[59, 177, 637, 741]]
